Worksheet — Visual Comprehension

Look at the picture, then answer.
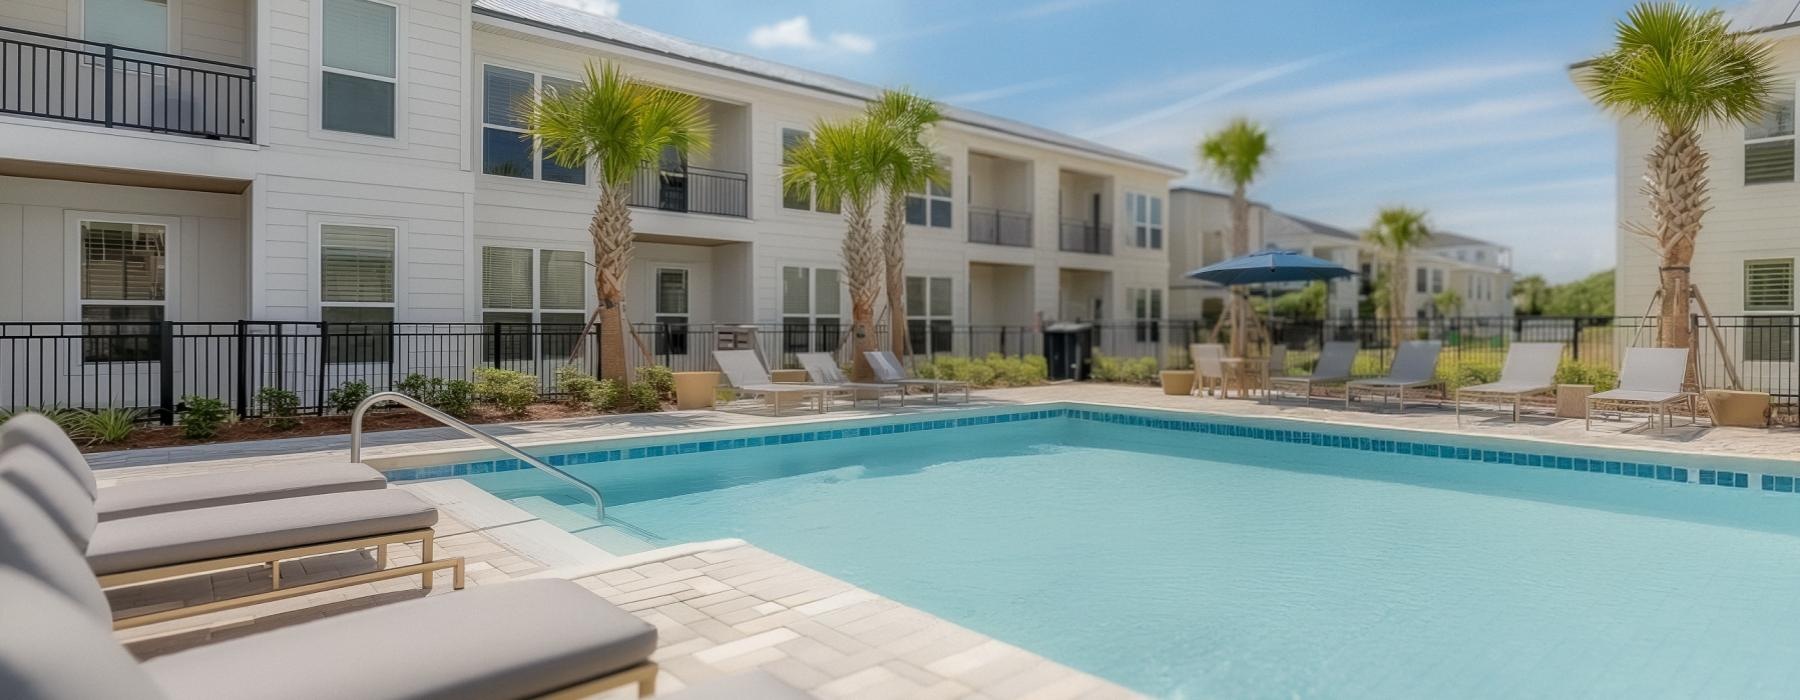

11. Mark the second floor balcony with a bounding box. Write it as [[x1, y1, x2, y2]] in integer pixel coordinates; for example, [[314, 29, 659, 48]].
[[1060, 218, 1113, 255], [0, 25, 254, 142], [628, 162, 749, 218], [969, 206, 1032, 247]]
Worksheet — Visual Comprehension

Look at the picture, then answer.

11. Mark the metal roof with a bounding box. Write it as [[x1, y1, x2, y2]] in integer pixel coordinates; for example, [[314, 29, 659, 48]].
[[472, 0, 1186, 175], [1728, 0, 1800, 32]]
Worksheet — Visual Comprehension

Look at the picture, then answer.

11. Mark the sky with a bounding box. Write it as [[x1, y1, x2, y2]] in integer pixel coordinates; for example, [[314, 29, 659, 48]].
[[569, 0, 1653, 283]]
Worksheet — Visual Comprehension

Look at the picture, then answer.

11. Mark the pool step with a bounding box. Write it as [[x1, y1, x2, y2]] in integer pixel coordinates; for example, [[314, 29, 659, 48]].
[[506, 496, 660, 556]]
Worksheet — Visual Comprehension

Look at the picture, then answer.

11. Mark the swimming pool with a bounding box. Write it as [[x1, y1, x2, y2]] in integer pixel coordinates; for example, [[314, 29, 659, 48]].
[[392, 405, 1800, 698]]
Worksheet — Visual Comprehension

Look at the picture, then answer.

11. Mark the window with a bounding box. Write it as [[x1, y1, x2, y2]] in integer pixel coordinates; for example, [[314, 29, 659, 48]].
[[1416, 267, 1428, 294], [654, 268, 689, 356], [482, 66, 585, 184], [1125, 192, 1164, 249], [481, 247, 587, 361], [79, 221, 166, 363], [85, 0, 168, 52], [1430, 269, 1443, 294], [321, 224, 395, 363], [905, 157, 952, 228], [321, 0, 397, 138], [1744, 258, 1795, 362], [1130, 288, 1163, 343], [780, 129, 839, 213], [782, 266, 841, 354], [1747, 87, 1796, 184], [906, 276, 953, 355]]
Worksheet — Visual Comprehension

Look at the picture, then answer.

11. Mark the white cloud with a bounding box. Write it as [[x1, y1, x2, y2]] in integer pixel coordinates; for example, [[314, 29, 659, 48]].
[[748, 16, 875, 54], [1008, 0, 1115, 20], [943, 77, 1067, 105], [542, 0, 618, 17], [1081, 51, 1349, 138]]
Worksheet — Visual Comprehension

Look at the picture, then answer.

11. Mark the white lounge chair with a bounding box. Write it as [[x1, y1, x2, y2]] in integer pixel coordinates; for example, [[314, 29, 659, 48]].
[[1586, 347, 1694, 433], [714, 349, 836, 415], [865, 350, 971, 403], [1189, 343, 1227, 396], [1268, 341, 1357, 404], [1345, 340, 1444, 412], [1455, 342, 1564, 424], [796, 352, 905, 406]]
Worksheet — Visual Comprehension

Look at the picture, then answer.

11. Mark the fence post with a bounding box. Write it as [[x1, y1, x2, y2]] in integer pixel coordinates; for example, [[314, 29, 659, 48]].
[[1570, 318, 1583, 361], [661, 322, 672, 367], [157, 321, 175, 425], [490, 322, 503, 370], [314, 322, 328, 415], [104, 45, 114, 129], [234, 320, 249, 419]]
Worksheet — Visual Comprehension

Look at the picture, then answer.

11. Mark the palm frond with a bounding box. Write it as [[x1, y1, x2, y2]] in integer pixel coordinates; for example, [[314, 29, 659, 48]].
[[1581, 2, 1778, 131], [520, 61, 714, 188], [1198, 117, 1272, 188]]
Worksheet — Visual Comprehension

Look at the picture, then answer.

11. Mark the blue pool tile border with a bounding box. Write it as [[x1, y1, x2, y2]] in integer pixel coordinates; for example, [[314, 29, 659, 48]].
[[386, 406, 1786, 495]]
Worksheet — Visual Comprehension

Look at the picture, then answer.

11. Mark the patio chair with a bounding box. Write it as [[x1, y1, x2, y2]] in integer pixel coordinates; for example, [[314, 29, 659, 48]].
[[714, 349, 837, 415], [1455, 342, 1564, 424], [1344, 340, 1444, 412], [797, 352, 906, 407], [1189, 343, 1227, 397], [1585, 347, 1694, 433], [1267, 341, 1356, 404], [1262, 345, 1287, 398], [2, 413, 387, 522], [1, 434, 464, 630], [866, 350, 971, 403]]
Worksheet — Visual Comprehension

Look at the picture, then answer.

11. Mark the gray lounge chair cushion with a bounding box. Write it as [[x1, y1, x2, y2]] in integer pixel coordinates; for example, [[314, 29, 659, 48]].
[[97, 461, 387, 521], [664, 670, 813, 699], [0, 483, 112, 621], [1, 444, 98, 548], [0, 413, 97, 498], [142, 579, 656, 700], [0, 569, 163, 700], [88, 489, 438, 575]]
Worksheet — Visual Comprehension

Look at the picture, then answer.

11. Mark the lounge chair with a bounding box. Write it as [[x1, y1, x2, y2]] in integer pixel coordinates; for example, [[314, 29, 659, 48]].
[[1267, 341, 1356, 404], [797, 351, 906, 406], [1, 425, 464, 630], [1586, 347, 1694, 432], [866, 350, 971, 403], [714, 349, 838, 415], [2, 413, 387, 521], [0, 467, 661, 700], [1345, 340, 1444, 412], [1455, 342, 1564, 424], [1189, 343, 1227, 396]]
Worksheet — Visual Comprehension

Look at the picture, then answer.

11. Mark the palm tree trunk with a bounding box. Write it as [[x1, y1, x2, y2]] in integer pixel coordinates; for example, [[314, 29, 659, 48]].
[[1644, 126, 1705, 350], [1229, 183, 1250, 357], [592, 186, 635, 381], [881, 190, 909, 359], [843, 205, 883, 380]]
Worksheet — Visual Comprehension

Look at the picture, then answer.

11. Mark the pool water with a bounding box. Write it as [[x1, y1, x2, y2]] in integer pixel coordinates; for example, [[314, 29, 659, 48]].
[[440, 410, 1800, 698]]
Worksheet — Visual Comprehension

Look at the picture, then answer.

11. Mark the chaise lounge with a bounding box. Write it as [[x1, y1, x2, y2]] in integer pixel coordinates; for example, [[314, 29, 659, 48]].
[[1454, 342, 1564, 424], [1585, 347, 1694, 432], [1345, 340, 1444, 412], [865, 350, 970, 403], [1267, 341, 1357, 404], [715, 349, 839, 415], [797, 352, 906, 407]]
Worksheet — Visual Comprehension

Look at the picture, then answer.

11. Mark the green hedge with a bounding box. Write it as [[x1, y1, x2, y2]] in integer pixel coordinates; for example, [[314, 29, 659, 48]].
[[914, 354, 1047, 388]]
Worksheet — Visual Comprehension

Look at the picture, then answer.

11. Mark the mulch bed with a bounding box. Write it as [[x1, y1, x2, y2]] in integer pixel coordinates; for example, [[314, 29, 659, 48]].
[[82, 402, 628, 453]]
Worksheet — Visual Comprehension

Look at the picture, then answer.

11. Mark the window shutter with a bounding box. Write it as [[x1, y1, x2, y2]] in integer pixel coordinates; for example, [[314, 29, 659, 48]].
[[321, 225, 395, 303], [929, 277, 951, 317], [1745, 140, 1795, 185], [782, 267, 810, 315], [1745, 259, 1795, 312], [323, 0, 396, 78], [483, 66, 532, 128], [539, 250, 586, 310], [814, 269, 841, 316], [906, 276, 926, 317], [480, 247, 532, 309], [81, 222, 166, 301]]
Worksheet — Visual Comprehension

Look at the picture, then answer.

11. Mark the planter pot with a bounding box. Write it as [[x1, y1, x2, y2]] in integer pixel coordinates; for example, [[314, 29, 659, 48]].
[[1705, 389, 1771, 428], [1161, 370, 1196, 396], [1555, 384, 1592, 419], [672, 371, 720, 410]]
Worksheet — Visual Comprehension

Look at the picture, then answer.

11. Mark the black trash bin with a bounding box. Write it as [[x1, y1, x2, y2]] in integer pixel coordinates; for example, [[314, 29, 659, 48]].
[[1043, 322, 1095, 381]]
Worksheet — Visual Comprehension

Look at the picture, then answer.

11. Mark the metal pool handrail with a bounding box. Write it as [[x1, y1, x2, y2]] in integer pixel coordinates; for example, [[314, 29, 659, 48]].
[[349, 392, 604, 520]]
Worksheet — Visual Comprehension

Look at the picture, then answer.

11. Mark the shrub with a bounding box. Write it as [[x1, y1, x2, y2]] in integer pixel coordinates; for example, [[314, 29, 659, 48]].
[[916, 354, 1046, 388], [326, 380, 372, 414], [396, 373, 446, 405], [256, 387, 301, 430], [1090, 352, 1160, 385], [436, 379, 477, 418], [625, 382, 662, 412], [555, 366, 601, 407], [80, 408, 144, 445], [592, 378, 627, 411], [473, 367, 539, 416], [0, 406, 92, 443], [180, 395, 229, 440], [1556, 360, 1618, 393], [637, 365, 676, 400]]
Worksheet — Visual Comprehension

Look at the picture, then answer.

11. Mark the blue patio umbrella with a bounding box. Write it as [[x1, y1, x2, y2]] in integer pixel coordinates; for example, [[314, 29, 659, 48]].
[[1185, 249, 1357, 349]]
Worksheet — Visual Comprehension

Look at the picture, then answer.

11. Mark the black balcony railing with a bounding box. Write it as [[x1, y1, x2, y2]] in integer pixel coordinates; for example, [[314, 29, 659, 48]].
[[628, 163, 749, 218], [0, 25, 254, 141], [968, 206, 1032, 247], [1059, 218, 1112, 254]]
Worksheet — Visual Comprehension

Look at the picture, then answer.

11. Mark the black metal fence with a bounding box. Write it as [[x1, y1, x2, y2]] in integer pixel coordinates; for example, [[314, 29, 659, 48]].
[[5, 315, 1797, 422], [1058, 219, 1112, 254], [968, 207, 1032, 247], [0, 25, 255, 141], [628, 163, 749, 218]]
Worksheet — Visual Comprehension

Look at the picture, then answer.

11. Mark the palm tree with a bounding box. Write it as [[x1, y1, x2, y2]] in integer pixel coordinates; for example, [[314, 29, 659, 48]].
[[1364, 206, 1432, 347], [1197, 118, 1272, 357], [1513, 274, 1549, 316], [1582, 2, 1776, 349], [783, 116, 893, 380], [867, 90, 946, 359], [523, 62, 711, 381], [1433, 289, 1464, 317]]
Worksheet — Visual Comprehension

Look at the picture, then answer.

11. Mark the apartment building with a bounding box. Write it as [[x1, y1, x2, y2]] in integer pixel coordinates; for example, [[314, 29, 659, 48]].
[[1167, 188, 1513, 321], [0, 0, 1180, 406]]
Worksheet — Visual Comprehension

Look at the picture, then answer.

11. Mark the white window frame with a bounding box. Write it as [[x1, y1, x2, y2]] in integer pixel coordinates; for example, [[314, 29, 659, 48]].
[[478, 245, 589, 362], [905, 156, 953, 229], [1124, 191, 1164, 250], [1743, 258, 1797, 364], [652, 266, 691, 357], [780, 127, 840, 214], [63, 211, 181, 367], [1129, 287, 1163, 343], [1430, 269, 1443, 294], [906, 275, 954, 355], [479, 63, 588, 186], [1746, 83, 1797, 185], [73, 0, 180, 53], [781, 265, 843, 354], [311, 0, 406, 145]]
